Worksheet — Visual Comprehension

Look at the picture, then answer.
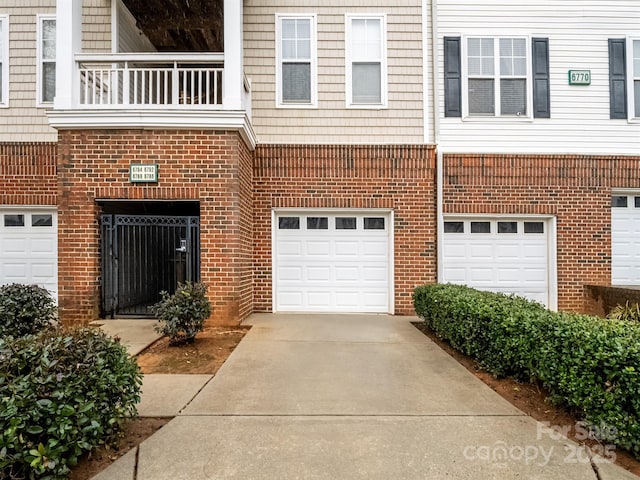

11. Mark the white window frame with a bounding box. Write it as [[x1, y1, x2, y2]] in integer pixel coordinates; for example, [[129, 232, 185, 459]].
[[628, 38, 640, 121], [36, 14, 56, 107], [461, 35, 533, 120], [345, 14, 387, 109], [0, 15, 8, 108], [275, 13, 317, 108]]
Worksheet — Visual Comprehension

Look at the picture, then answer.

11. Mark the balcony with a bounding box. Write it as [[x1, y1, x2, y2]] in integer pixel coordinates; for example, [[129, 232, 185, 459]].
[[50, 0, 255, 148], [77, 54, 224, 109]]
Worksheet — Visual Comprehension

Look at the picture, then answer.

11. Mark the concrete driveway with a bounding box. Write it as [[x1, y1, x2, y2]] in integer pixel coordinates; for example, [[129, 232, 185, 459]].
[[97, 313, 637, 480]]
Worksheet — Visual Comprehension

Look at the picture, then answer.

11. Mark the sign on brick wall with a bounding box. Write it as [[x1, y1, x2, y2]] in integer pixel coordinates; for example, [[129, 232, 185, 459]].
[[130, 164, 158, 183]]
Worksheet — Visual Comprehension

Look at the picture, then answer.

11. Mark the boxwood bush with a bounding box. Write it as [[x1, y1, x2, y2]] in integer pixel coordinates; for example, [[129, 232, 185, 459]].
[[414, 283, 640, 457], [0, 328, 142, 479], [0, 283, 57, 338], [150, 281, 211, 345]]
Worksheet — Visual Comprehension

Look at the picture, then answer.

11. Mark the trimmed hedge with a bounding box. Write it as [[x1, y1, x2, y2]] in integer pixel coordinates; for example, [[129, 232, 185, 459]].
[[0, 283, 57, 338], [0, 328, 142, 479], [414, 283, 640, 457]]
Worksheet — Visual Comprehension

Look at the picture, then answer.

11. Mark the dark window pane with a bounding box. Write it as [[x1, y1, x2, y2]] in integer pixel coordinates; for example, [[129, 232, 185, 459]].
[[352, 62, 381, 104], [468, 78, 494, 115], [336, 217, 356, 230], [498, 221, 518, 233], [364, 217, 385, 230], [444, 221, 464, 233], [612, 196, 628, 207], [4, 214, 24, 227], [42, 62, 56, 103], [470, 221, 490, 233], [524, 222, 544, 234], [32, 214, 53, 227], [278, 217, 300, 229], [635, 197, 640, 208], [282, 63, 311, 103], [500, 79, 526, 116], [307, 217, 328, 230]]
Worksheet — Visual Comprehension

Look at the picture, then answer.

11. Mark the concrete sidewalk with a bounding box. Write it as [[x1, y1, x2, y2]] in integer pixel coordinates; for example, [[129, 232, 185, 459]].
[[95, 314, 638, 480]]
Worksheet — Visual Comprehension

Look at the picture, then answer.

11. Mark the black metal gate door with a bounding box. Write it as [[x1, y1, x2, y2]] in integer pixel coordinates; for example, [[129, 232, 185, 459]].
[[101, 214, 200, 317]]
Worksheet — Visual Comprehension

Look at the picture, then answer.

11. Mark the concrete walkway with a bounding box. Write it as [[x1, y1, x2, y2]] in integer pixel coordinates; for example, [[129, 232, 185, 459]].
[[95, 314, 637, 480]]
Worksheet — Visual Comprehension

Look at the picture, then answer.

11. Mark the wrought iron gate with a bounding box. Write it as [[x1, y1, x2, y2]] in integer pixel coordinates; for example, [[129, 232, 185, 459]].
[[101, 214, 200, 317]]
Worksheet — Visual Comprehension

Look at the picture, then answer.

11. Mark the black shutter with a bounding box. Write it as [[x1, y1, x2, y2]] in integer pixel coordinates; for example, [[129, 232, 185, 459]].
[[532, 38, 550, 118], [608, 39, 627, 119], [444, 36, 462, 117]]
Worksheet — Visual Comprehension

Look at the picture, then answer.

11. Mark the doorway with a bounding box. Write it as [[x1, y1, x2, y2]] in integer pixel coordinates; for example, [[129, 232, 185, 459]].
[[100, 201, 200, 317]]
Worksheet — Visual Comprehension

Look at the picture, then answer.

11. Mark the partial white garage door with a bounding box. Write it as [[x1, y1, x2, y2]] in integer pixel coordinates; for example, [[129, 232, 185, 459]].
[[0, 208, 58, 299], [612, 194, 640, 285], [274, 211, 392, 313], [442, 217, 551, 307]]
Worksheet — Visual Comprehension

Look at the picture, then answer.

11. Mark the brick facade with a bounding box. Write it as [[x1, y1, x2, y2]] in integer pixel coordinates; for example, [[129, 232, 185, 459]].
[[253, 144, 437, 316], [444, 154, 640, 312], [57, 129, 253, 326], [0, 143, 58, 206]]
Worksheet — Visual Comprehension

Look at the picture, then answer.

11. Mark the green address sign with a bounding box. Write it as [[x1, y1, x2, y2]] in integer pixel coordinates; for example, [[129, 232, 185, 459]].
[[568, 70, 591, 85]]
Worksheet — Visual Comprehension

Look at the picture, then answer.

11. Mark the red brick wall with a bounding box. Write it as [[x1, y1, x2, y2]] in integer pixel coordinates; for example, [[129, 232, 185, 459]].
[[253, 144, 437, 316], [57, 129, 253, 326], [0, 143, 57, 205], [443, 154, 640, 312]]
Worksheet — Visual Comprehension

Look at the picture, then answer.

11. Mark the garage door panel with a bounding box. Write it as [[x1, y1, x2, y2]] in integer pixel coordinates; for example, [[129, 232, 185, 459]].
[[279, 241, 302, 256], [0, 209, 58, 300], [470, 244, 493, 258], [443, 243, 466, 258], [335, 292, 360, 307], [4, 238, 28, 255], [307, 291, 332, 307], [307, 266, 331, 281], [335, 241, 359, 256], [278, 266, 303, 281], [443, 218, 550, 307], [275, 212, 390, 313], [612, 197, 640, 285], [362, 240, 387, 257], [443, 267, 467, 282], [335, 266, 359, 282]]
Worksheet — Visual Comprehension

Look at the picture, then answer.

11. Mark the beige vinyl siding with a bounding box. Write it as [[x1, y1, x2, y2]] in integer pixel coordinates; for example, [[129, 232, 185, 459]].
[[244, 1, 424, 144], [116, 0, 155, 53], [0, 0, 111, 142], [436, 0, 640, 155]]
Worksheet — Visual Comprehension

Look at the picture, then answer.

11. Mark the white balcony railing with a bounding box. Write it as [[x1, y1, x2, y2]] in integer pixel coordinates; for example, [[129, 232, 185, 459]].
[[75, 53, 224, 109]]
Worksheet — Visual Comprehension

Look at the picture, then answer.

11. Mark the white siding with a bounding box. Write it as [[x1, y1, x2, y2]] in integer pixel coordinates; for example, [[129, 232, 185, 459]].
[[436, 0, 640, 155], [244, 0, 424, 144], [0, 0, 112, 142]]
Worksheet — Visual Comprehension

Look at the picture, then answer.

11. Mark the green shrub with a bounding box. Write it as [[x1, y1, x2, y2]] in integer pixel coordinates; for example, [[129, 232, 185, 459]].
[[608, 301, 640, 322], [0, 283, 57, 338], [414, 283, 640, 457], [0, 328, 142, 479], [150, 281, 212, 345]]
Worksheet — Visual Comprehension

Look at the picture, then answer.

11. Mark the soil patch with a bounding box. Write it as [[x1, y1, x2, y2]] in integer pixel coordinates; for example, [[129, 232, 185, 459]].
[[69, 324, 249, 479], [136, 325, 250, 374], [412, 322, 640, 477]]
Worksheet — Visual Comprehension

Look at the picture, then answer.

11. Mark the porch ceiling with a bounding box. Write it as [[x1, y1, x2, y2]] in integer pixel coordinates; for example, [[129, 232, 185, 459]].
[[122, 0, 223, 51]]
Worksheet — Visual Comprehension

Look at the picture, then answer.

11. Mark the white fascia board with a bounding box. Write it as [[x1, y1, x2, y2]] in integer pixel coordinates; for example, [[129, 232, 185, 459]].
[[46, 110, 257, 150]]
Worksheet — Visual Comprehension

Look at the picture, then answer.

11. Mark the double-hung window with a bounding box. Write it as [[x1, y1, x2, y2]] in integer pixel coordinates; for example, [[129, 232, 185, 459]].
[[0, 15, 8, 107], [276, 14, 316, 107], [37, 15, 56, 106], [346, 14, 387, 108], [465, 37, 529, 117]]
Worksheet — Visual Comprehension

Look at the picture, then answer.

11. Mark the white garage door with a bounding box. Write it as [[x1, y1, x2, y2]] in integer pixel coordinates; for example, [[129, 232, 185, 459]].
[[442, 218, 550, 307], [612, 194, 640, 285], [274, 212, 392, 313], [0, 208, 58, 300]]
